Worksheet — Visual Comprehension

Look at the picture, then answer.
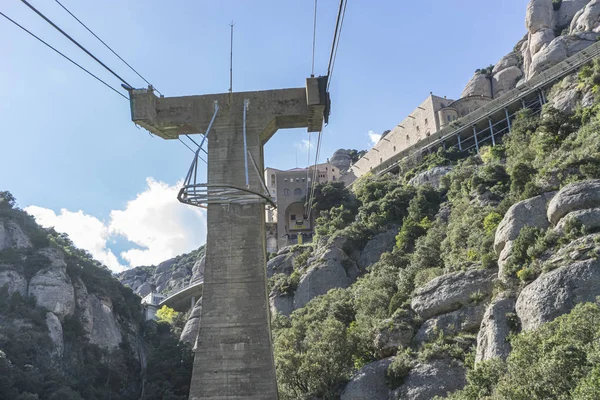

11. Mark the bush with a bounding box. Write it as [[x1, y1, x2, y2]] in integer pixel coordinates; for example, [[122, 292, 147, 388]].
[[386, 351, 413, 389], [413, 267, 443, 288]]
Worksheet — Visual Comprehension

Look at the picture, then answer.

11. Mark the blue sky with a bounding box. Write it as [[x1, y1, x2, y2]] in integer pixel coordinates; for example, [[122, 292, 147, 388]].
[[0, 0, 529, 271]]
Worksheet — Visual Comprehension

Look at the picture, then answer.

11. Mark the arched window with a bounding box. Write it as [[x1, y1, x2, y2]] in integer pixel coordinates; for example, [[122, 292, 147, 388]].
[[271, 174, 276, 186], [283, 189, 290, 196], [294, 188, 302, 196]]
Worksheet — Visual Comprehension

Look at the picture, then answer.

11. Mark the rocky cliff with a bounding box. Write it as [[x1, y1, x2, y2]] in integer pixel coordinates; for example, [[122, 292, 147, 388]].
[[117, 246, 205, 298], [462, 0, 600, 101], [0, 195, 192, 399]]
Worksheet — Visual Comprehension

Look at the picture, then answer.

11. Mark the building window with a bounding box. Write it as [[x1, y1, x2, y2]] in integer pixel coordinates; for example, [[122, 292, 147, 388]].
[[270, 174, 275, 186], [416, 126, 420, 132], [425, 118, 428, 125], [332, 176, 336, 181], [380, 158, 382, 163], [296, 178, 299, 182], [406, 135, 410, 142], [302, 177, 305, 182], [426, 131, 430, 137], [393, 146, 397, 152], [291, 214, 296, 221], [447, 115, 451, 122], [294, 188, 302, 196], [284, 178, 288, 182], [283, 188, 290, 196]]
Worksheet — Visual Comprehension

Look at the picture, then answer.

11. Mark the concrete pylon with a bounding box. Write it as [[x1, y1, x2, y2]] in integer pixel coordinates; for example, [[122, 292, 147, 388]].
[[128, 78, 328, 399]]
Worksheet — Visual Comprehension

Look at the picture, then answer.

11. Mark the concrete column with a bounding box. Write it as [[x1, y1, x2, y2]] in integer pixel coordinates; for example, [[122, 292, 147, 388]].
[[489, 118, 495, 147], [505, 108, 511, 133], [190, 110, 278, 400], [473, 126, 479, 153], [457, 134, 462, 151]]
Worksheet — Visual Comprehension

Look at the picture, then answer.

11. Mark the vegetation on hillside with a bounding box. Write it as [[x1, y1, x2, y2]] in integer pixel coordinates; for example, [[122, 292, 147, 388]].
[[273, 70, 600, 399]]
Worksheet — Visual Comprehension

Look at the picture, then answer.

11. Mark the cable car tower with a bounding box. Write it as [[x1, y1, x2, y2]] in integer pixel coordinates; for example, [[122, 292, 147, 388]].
[[127, 78, 329, 399]]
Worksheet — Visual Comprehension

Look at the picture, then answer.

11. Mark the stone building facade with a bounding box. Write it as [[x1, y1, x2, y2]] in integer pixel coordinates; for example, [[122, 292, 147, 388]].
[[264, 162, 339, 250], [348, 93, 492, 179]]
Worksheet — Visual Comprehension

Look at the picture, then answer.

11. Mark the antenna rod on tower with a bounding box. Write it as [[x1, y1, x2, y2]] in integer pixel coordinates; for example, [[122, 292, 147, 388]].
[[229, 21, 234, 93]]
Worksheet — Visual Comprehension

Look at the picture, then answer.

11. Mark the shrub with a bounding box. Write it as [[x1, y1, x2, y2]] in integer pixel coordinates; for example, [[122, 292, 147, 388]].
[[483, 212, 502, 235], [414, 267, 444, 288], [386, 351, 413, 389]]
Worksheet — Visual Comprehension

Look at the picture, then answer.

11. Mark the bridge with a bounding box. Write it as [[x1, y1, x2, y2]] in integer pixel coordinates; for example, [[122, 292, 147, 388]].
[[159, 280, 204, 312], [358, 40, 600, 178]]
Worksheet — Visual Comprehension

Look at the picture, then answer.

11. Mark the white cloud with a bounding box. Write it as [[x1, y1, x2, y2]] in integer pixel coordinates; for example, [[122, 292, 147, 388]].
[[24, 206, 125, 273], [295, 139, 313, 151], [368, 130, 382, 146], [109, 178, 206, 267], [25, 178, 207, 272]]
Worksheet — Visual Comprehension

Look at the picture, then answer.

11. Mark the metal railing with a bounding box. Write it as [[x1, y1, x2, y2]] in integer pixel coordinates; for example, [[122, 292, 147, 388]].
[[368, 40, 600, 176]]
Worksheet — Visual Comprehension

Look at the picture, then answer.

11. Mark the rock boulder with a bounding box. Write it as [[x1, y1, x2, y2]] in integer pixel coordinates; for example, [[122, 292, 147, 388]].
[[476, 294, 516, 363], [46, 312, 64, 358], [390, 358, 466, 400], [357, 228, 397, 270], [547, 179, 600, 225], [411, 269, 496, 320], [180, 298, 202, 346], [0, 267, 26, 296], [340, 358, 392, 400], [408, 167, 453, 190], [0, 219, 32, 250], [414, 303, 487, 344], [494, 192, 555, 254], [88, 295, 123, 350], [29, 266, 75, 320], [516, 258, 600, 331]]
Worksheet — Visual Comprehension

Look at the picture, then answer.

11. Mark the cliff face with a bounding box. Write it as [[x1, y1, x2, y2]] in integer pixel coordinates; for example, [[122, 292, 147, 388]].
[[116, 246, 205, 298], [0, 200, 145, 398], [0, 197, 194, 399], [462, 0, 600, 103]]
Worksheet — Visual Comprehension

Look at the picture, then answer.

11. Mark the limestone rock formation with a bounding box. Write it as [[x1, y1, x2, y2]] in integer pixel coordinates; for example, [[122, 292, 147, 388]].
[[390, 358, 467, 400], [570, 0, 600, 32], [267, 251, 298, 278], [492, 66, 524, 97], [46, 312, 64, 358], [374, 312, 416, 357], [547, 179, 600, 225], [28, 261, 75, 320], [330, 149, 354, 172], [0, 267, 27, 296], [88, 295, 123, 349], [190, 255, 205, 284], [117, 246, 205, 297], [0, 219, 32, 250], [408, 167, 453, 190], [293, 256, 356, 310], [340, 358, 392, 400], [269, 291, 295, 317], [414, 303, 487, 344], [492, 53, 521, 74], [516, 258, 600, 331], [180, 298, 202, 346], [411, 269, 496, 320], [544, 233, 600, 270], [476, 294, 516, 363], [494, 192, 555, 254], [461, 74, 492, 98], [555, 208, 600, 233], [357, 227, 397, 270]]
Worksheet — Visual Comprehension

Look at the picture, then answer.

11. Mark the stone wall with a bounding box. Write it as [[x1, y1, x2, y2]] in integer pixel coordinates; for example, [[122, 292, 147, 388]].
[[350, 95, 453, 178]]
